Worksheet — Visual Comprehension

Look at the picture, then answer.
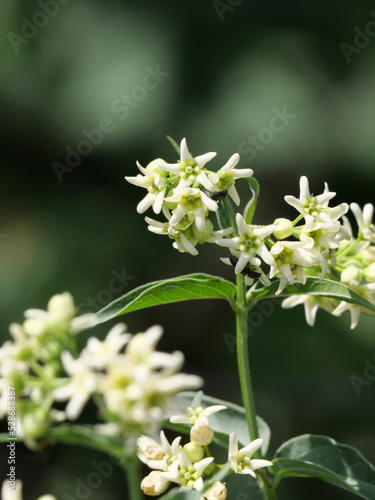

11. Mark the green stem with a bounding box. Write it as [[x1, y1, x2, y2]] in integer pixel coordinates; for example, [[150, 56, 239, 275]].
[[235, 274, 276, 500], [124, 455, 143, 500]]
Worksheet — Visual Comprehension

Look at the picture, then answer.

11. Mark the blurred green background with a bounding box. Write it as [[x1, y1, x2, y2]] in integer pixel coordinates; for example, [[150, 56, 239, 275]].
[[1, 0, 375, 499]]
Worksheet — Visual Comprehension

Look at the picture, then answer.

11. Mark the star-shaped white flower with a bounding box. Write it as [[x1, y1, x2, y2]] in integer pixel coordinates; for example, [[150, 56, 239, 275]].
[[216, 214, 276, 273], [228, 433, 272, 477], [170, 391, 226, 425], [125, 159, 168, 214], [158, 138, 217, 191], [53, 351, 97, 420], [208, 153, 253, 205], [165, 188, 218, 233], [138, 430, 181, 470], [350, 203, 375, 242], [269, 240, 317, 294], [161, 448, 214, 491], [285, 176, 348, 230], [81, 323, 130, 369]]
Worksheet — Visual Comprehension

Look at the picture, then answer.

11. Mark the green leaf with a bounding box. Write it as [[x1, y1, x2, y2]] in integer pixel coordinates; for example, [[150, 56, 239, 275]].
[[271, 434, 375, 499], [47, 425, 123, 457], [244, 177, 260, 224], [251, 277, 375, 314], [166, 135, 181, 155], [95, 274, 236, 324], [164, 392, 271, 456]]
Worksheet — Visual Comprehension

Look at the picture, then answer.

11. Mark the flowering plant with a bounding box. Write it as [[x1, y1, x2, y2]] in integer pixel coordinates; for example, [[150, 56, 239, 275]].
[[1, 137, 375, 500]]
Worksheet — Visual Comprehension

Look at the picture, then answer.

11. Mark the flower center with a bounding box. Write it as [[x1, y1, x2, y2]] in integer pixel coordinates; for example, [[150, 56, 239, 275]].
[[303, 197, 322, 217], [180, 160, 200, 181]]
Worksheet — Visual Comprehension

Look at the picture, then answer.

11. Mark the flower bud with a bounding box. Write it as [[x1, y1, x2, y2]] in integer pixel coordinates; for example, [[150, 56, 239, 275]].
[[140, 471, 167, 496], [363, 262, 375, 282], [183, 442, 204, 463], [146, 158, 168, 177], [190, 416, 214, 445], [273, 218, 293, 239], [193, 219, 214, 242], [23, 318, 46, 336], [341, 266, 362, 286], [48, 293, 76, 319], [205, 481, 227, 500], [22, 410, 49, 439]]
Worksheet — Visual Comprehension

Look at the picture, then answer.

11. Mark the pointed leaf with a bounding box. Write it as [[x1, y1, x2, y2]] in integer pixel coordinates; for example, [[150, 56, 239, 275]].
[[164, 392, 271, 456], [271, 434, 375, 499], [251, 277, 375, 314], [95, 274, 236, 324]]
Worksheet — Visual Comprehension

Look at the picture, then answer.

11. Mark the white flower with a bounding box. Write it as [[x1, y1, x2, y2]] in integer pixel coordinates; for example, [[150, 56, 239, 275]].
[[269, 240, 317, 294], [281, 294, 337, 327], [170, 391, 227, 425], [161, 448, 214, 491], [350, 203, 375, 242], [164, 188, 218, 233], [81, 323, 130, 369], [208, 153, 253, 205], [138, 431, 181, 471], [216, 214, 275, 273], [285, 176, 348, 230], [53, 351, 97, 420], [332, 282, 375, 329], [228, 433, 272, 477], [125, 159, 168, 214], [141, 470, 169, 496], [158, 138, 217, 192], [203, 481, 227, 500]]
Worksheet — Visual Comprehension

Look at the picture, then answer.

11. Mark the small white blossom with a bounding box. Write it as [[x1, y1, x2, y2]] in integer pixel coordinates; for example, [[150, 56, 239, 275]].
[[165, 188, 218, 233], [208, 153, 253, 205], [203, 481, 227, 500], [158, 138, 216, 192], [228, 433, 272, 477], [125, 159, 168, 214], [270, 240, 317, 294], [81, 323, 130, 369], [138, 431, 181, 471], [161, 448, 214, 491], [216, 214, 275, 273], [141, 470, 169, 496], [285, 176, 348, 230], [53, 351, 97, 420], [350, 203, 375, 242], [170, 391, 226, 425]]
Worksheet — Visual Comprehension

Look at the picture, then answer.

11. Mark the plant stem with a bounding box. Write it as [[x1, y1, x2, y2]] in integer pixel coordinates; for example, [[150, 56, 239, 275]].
[[124, 454, 143, 500], [235, 274, 276, 500]]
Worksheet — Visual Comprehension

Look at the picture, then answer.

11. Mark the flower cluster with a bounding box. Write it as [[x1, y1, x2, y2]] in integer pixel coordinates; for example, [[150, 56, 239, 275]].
[[138, 392, 272, 498], [0, 293, 93, 448], [0, 293, 202, 448], [125, 138, 253, 255], [281, 200, 375, 329]]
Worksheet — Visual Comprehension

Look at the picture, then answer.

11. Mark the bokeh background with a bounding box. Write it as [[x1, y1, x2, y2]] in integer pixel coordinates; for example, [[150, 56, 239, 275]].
[[1, 1, 375, 499]]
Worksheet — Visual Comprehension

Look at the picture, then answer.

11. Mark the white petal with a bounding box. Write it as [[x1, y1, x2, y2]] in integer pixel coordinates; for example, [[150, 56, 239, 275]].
[[180, 138, 192, 162], [236, 213, 250, 235], [204, 405, 227, 417], [221, 153, 240, 171], [194, 456, 214, 476], [240, 438, 263, 458], [200, 191, 219, 212], [180, 233, 199, 255], [235, 252, 252, 273], [137, 193, 155, 214], [251, 459, 273, 471], [194, 152, 217, 168], [228, 185, 240, 205], [299, 176, 310, 200]]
